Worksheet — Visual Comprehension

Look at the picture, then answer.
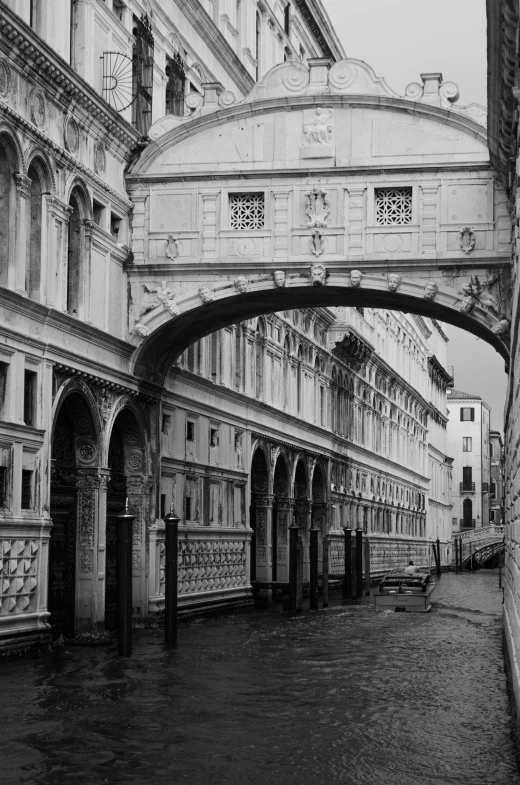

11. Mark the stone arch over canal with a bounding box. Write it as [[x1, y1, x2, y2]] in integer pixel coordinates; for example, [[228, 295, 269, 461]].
[[126, 58, 512, 383]]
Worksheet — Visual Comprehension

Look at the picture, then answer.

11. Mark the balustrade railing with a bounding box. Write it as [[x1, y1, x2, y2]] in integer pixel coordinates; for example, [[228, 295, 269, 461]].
[[460, 482, 475, 493]]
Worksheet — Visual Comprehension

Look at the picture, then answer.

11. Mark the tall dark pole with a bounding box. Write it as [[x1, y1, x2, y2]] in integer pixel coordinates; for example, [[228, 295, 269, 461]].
[[364, 537, 371, 596], [436, 537, 441, 576], [289, 525, 299, 613], [454, 537, 459, 573], [355, 528, 363, 598], [164, 507, 180, 647], [117, 499, 135, 657], [322, 534, 329, 609], [343, 527, 352, 601], [309, 527, 319, 610]]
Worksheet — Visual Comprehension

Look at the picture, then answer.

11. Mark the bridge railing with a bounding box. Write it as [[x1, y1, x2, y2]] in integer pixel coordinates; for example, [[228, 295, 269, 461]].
[[456, 524, 505, 543], [452, 524, 505, 566]]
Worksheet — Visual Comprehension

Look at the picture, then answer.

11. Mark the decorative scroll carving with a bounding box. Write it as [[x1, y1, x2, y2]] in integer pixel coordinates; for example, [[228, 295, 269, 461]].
[[165, 236, 183, 259], [303, 107, 333, 145], [304, 186, 331, 228], [310, 230, 327, 257], [134, 323, 150, 338], [96, 387, 114, 427], [458, 227, 476, 255], [78, 490, 95, 547], [491, 318, 510, 335]]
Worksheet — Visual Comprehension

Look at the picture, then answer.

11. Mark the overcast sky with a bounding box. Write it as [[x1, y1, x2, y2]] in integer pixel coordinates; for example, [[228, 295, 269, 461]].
[[323, 0, 507, 432]]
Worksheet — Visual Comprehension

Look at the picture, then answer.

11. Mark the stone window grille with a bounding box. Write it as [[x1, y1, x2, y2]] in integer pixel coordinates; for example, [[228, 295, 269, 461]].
[[229, 193, 265, 229], [375, 187, 413, 225]]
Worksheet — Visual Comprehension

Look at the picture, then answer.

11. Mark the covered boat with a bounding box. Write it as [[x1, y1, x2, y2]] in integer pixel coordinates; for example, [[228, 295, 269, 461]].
[[374, 569, 435, 613]]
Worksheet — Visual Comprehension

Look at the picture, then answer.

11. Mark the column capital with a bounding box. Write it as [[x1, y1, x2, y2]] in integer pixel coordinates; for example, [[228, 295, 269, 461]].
[[14, 173, 31, 197], [76, 467, 111, 489]]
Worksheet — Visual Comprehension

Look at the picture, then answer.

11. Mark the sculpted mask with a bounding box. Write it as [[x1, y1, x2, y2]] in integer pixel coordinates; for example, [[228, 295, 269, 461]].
[[350, 269, 363, 288], [387, 274, 402, 292], [310, 264, 327, 286], [234, 276, 249, 294], [273, 270, 286, 288], [423, 281, 438, 301], [198, 286, 214, 304]]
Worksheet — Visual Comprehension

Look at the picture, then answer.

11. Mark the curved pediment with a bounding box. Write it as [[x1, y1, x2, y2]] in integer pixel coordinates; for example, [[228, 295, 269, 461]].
[[131, 59, 488, 178]]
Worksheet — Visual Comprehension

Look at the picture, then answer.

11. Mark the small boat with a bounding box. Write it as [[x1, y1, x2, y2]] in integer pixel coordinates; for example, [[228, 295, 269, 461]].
[[373, 569, 436, 613]]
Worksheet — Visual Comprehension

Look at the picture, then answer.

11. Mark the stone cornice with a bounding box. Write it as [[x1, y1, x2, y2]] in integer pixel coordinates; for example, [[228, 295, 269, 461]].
[[293, 0, 346, 61], [486, 0, 518, 190], [0, 98, 133, 210], [171, 0, 254, 97], [130, 92, 489, 176], [0, 286, 135, 358], [0, 2, 140, 151]]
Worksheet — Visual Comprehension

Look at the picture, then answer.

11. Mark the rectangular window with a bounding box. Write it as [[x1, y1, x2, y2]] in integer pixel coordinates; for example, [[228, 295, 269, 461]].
[[93, 200, 105, 227], [24, 370, 37, 427], [490, 482, 496, 498], [460, 407, 475, 421], [462, 467, 472, 486], [490, 443, 494, 458], [21, 470, 33, 510], [229, 193, 265, 229], [284, 3, 290, 34], [0, 361, 8, 417], [110, 213, 122, 240], [0, 466, 6, 507], [131, 13, 154, 136], [463, 437, 472, 452], [186, 421, 195, 442], [490, 510, 495, 522], [165, 53, 186, 116], [375, 187, 412, 225], [185, 496, 192, 521]]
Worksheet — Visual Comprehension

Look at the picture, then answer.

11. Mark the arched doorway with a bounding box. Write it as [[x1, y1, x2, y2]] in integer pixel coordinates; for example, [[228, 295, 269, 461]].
[[273, 454, 290, 585], [463, 498, 473, 530], [250, 447, 269, 584], [49, 391, 98, 637], [105, 406, 147, 629]]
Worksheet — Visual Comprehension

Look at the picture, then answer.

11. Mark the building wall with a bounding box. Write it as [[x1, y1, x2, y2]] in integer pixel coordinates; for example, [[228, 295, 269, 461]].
[[0, 0, 454, 651], [490, 431, 504, 525], [447, 396, 491, 532]]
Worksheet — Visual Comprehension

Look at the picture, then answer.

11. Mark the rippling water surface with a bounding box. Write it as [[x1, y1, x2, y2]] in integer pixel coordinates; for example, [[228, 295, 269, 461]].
[[1, 571, 519, 785]]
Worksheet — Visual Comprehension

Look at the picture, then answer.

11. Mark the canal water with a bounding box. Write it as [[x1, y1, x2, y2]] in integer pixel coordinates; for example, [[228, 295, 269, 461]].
[[1, 571, 519, 785]]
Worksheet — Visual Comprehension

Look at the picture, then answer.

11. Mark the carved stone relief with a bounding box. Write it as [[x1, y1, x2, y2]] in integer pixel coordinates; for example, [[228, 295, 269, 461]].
[[387, 274, 402, 292], [198, 286, 214, 303], [303, 107, 334, 146], [458, 227, 476, 255], [165, 236, 183, 260], [310, 230, 327, 257], [234, 276, 249, 294], [139, 281, 173, 318], [304, 186, 331, 228], [310, 263, 327, 285], [423, 281, 438, 301]]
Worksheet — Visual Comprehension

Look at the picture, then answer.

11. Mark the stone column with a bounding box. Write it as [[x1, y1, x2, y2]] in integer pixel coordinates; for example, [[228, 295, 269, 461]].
[[46, 196, 73, 309], [419, 183, 439, 256], [127, 475, 153, 618], [272, 188, 291, 258], [76, 467, 110, 632], [13, 174, 31, 293], [82, 219, 95, 323], [275, 497, 293, 582], [296, 499, 312, 583], [345, 186, 366, 259], [201, 189, 220, 259]]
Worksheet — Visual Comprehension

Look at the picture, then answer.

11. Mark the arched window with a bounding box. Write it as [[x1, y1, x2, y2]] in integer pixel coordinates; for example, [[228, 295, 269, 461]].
[[0, 138, 16, 287], [26, 163, 43, 301], [255, 320, 265, 399], [67, 191, 82, 315], [283, 336, 291, 410], [235, 324, 243, 391], [463, 498, 473, 528], [255, 12, 261, 81], [296, 345, 303, 415]]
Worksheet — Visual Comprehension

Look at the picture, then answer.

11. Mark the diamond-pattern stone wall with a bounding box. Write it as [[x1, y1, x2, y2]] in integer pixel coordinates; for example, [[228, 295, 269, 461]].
[[0, 539, 38, 614]]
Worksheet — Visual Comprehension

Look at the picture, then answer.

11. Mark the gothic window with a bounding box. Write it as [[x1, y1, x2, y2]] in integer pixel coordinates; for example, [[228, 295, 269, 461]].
[[26, 164, 43, 301], [165, 53, 185, 116], [0, 140, 14, 287], [132, 14, 154, 137], [229, 193, 265, 229], [375, 187, 412, 225]]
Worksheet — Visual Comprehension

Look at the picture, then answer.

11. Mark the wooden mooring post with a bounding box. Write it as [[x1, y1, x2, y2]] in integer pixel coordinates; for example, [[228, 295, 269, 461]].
[[117, 500, 135, 657], [322, 535, 329, 608], [343, 527, 352, 601], [163, 507, 180, 648], [364, 537, 371, 596], [309, 527, 319, 610]]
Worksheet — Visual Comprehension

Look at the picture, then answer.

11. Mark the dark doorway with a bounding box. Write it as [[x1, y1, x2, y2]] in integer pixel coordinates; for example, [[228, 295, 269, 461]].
[[49, 405, 78, 637], [105, 422, 127, 631], [463, 498, 473, 529]]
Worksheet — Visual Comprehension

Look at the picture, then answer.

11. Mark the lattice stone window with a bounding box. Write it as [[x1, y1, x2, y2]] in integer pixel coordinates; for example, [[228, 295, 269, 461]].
[[229, 193, 265, 229], [375, 187, 413, 225]]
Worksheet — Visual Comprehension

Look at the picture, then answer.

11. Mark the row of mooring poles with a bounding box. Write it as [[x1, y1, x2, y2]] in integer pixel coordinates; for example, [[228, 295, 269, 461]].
[[454, 536, 464, 573], [342, 527, 370, 601], [117, 502, 180, 657]]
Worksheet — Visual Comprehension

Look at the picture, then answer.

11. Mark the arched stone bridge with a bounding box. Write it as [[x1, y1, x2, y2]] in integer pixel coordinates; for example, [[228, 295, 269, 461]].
[[125, 58, 512, 382], [454, 524, 505, 568]]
